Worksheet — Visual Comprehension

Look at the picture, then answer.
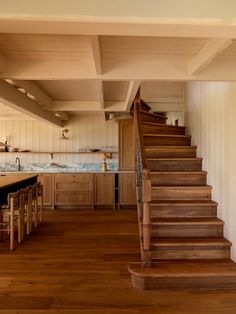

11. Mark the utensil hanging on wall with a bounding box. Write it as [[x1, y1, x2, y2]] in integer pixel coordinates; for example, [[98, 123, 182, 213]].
[[59, 129, 69, 140]]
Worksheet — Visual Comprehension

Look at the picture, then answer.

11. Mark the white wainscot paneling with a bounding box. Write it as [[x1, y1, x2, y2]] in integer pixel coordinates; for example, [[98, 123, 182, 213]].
[[0, 114, 118, 165], [186, 81, 236, 260]]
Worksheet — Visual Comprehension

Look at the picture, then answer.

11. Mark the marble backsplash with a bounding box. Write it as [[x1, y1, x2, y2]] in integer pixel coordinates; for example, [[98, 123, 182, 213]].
[[0, 161, 118, 173]]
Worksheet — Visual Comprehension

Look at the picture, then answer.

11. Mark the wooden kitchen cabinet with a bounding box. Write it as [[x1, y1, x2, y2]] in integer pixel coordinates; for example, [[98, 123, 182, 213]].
[[54, 173, 94, 208], [119, 120, 135, 171], [94, 173, 115, 207], [37, 173, 54, 208], [119, 173, 136, 206]]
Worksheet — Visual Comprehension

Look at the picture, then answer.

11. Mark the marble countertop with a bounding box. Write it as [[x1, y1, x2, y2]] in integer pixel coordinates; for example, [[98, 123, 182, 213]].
[[0, 162, 134, 174]]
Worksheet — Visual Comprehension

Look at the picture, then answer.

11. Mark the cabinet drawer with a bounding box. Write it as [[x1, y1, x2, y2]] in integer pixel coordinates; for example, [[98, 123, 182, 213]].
[[55, 181, 92, 191], [55, 173, 93, 182], [55, 191, 92, 205]]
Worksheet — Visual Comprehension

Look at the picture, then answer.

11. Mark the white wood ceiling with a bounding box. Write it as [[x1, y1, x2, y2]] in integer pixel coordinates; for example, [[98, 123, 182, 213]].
[[0, 33, 235, 125]]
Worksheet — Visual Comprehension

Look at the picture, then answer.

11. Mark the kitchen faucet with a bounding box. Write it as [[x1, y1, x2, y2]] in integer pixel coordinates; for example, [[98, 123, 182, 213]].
[[15, 157, 21, 171]]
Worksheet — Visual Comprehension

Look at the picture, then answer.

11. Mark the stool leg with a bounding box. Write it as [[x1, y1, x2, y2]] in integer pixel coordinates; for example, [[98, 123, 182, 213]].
[[10, 202, 14, 251], [40, 195, 43, 223], [18, 211, 21, 243], [34, 199, 37, 228], [27, 201, 32, 235], [0, 215, 3, 242]]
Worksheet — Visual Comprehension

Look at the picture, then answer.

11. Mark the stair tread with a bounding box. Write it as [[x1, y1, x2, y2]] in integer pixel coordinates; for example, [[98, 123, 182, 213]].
[[145, 146, 197, 149], [129, 260, 236, 278], [151, 237, 231, 247], [142, 121, 185, 128], [151, 200, 218, 206], [146, 157, 202, 160], [151, 218, 224, 225], [152, 185, 212, 189], [144, 134, 191, 138], [150, 171, 207, 174]]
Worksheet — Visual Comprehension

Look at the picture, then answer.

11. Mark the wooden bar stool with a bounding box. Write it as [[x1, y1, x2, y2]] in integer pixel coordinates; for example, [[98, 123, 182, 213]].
[[36, 182, 44, 224], [31, 183, 38, 228], [0, 191, 23, 250], [20, 187, 32, 236]]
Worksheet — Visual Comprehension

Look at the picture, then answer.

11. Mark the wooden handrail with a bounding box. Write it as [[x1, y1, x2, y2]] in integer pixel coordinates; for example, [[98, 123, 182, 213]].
[[134, 91, 146, 170], [133, 89, 152, 267]]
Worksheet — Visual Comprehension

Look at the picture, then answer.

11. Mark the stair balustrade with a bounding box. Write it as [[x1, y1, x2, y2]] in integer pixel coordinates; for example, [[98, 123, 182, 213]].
[[134, 96, 152, 267]]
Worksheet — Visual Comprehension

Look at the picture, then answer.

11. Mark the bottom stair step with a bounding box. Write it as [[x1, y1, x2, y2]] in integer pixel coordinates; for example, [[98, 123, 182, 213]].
[[150, 238, 231, 260], [128, 260, 236, 290]]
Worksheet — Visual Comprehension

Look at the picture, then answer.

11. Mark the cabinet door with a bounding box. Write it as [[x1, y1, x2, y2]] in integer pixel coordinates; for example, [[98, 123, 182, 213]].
[[94, 174, 114, 205], [119, 120, 134, 171], [119, 173, 136, 205], [38, 173, 54, 206]]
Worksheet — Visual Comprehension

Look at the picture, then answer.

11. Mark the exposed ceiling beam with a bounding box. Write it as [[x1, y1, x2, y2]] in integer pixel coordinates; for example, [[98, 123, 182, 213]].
[[0, 52, 7, 72], [91, 36, 102, 75], [4, 57, 236, 81], [13, 80, 52, 108], [2, 17, 236, 38], [98, 81, 104, 108], [124, 81, 141, 111], [13, 80, 70, 120], [188, 38, 232, 75], [0, 80, 63, 127], [52, 100, 125, 112], [104, 102, 126, 111], [0, 59, 187, 80]]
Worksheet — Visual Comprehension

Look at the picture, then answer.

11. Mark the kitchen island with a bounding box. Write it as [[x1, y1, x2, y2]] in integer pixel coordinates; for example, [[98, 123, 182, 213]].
[[0, 173, 38, 205]]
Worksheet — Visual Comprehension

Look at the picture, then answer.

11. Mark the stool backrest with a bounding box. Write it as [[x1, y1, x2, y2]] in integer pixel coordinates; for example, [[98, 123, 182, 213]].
[[8, 191, 20, 212], [31, 183, 37, 200]]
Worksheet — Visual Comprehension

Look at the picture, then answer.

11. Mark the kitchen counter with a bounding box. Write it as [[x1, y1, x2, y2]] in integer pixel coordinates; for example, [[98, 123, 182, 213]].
[[0, 162, 121, 173], [0, 173, 38, 189]]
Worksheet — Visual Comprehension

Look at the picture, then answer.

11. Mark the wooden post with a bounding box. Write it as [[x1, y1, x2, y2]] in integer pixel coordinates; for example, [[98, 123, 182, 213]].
[[142, 168, 152, 267]]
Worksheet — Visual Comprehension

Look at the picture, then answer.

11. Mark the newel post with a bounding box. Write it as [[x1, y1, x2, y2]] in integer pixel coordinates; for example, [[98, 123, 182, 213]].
[[142, 168, 152, 266]]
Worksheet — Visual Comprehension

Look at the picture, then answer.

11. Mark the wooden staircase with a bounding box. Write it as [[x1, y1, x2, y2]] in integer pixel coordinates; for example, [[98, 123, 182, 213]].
[[128, 99, 236, 290]]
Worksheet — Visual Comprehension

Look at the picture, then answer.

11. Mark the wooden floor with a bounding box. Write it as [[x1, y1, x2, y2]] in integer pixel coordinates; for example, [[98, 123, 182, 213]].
[[0, 209, 236, 313]]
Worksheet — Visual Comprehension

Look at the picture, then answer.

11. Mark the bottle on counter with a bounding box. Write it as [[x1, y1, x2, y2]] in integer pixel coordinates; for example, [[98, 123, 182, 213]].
[[102, 161, 107, 172]]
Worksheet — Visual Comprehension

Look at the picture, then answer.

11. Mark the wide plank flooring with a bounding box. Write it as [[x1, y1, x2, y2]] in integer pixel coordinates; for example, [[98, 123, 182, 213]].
[[0, 208, 236, 313]]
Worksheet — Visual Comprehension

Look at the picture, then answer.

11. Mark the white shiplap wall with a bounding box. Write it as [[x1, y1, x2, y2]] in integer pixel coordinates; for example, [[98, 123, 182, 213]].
[[186, 81, 236, 260], [0, 114, 118, 164]]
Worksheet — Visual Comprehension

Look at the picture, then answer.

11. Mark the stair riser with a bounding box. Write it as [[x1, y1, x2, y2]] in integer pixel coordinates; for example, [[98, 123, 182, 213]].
[[151, 188, 212, 200], [151, 225, 223, 238], [144, 136, 191, 146], [142, 125, 185, 135], [141, 113, 166, 124], [147, 160, 202, 171], [151, 205, 217, 218], [145, 148, 196, 158], [131, 275, 236, 290], [151, 173, 207, 186], [151, 248, 230, 260]]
